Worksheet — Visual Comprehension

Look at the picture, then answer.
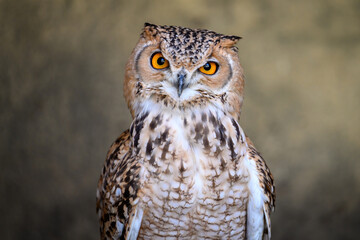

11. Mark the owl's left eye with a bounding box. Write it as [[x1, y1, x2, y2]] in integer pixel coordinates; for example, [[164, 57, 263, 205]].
[[151, 52, 169, 69], [199, 61, 218, 75]]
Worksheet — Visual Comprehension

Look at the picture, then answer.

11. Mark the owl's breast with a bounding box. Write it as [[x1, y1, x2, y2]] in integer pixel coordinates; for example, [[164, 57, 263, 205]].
[[131, 107, 250, 239]]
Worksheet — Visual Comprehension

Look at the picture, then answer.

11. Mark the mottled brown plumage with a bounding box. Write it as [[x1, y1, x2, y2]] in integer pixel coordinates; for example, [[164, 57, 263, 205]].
[[97, 23, 275, 240]]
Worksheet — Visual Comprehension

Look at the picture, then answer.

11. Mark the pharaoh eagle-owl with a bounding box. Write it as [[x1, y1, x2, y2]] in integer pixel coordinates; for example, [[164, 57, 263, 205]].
[[96, 23, 275, 240]]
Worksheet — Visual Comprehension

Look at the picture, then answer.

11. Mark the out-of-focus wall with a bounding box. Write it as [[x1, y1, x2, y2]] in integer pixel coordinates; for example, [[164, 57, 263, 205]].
[[1, 0, 359, 239]]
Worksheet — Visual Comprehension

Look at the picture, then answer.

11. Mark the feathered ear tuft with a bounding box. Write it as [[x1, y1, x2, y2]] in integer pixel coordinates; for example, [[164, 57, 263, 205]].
[[142, 22, 159, 40], [220, 35, 242, 47]]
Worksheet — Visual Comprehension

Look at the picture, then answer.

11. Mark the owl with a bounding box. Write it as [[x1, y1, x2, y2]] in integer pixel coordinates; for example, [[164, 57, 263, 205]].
[[96, 23, 275, 240]]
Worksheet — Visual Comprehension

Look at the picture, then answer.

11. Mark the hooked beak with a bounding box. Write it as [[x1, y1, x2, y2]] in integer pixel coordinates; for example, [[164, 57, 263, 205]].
[[177, 73, 186, 97]]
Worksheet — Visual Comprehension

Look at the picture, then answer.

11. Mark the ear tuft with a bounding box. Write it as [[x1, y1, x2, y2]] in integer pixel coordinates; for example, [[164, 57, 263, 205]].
[[142, 22, 159, 40], [220, 35, 242, 47]]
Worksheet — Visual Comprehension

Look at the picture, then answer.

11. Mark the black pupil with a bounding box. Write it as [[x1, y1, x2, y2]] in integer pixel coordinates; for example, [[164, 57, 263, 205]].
[[157, 57, 165, 65], [203, 62, 211, 71]]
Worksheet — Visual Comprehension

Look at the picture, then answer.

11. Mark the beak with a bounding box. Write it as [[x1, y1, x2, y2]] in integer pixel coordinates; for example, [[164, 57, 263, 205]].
[[177, 73, 186, 96]]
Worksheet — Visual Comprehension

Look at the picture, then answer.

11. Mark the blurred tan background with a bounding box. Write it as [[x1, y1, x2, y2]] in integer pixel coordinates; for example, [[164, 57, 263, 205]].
[[1, 0, 359, 239]]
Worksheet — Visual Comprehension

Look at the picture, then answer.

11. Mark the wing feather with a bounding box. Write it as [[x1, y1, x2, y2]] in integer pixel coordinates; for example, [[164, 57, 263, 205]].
[[96, 129, 142, 240], [245, 136, 275, 240]]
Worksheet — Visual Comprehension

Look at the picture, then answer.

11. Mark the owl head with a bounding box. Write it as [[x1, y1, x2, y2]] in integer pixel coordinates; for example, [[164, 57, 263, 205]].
[[124, 23, 244, 119]]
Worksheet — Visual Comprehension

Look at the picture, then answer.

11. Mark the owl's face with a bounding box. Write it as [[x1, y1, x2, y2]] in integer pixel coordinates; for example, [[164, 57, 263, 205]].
[[124, 23, 244, 119]]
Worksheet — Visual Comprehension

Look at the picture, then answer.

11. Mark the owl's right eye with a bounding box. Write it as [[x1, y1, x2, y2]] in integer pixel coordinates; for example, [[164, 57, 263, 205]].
[[151, 52, 169, 70]]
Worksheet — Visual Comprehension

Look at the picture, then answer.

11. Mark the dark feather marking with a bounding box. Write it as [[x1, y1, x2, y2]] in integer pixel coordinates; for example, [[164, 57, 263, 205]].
[[218, 123, 226, 146], [209, 112, 217, 126], [149, 156, 156, 166], [194, 123, 203, 141], [228, 136, 237, 161], [203, 136, 210, 149], [201, 112, 207, 122], [161, 128, 169, 142], [161, 142, 170, 160], [231, 118, 240, 141], [133, 112, 149, 151], [220, 158, 227, 171], [146, 139, 153, 156]]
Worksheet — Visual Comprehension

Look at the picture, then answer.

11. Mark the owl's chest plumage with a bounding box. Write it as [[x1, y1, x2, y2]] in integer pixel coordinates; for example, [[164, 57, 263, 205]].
[[130, 105, 250, 239]]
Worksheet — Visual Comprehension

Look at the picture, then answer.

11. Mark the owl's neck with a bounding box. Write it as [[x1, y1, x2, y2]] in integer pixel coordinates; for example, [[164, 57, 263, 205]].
[[131, 81, 241, 121]]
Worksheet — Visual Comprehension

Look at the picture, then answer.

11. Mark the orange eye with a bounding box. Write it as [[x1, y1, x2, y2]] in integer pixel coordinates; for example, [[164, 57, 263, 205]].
[[199, 61, 218, 75], [151, 52, 169, 69]]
